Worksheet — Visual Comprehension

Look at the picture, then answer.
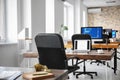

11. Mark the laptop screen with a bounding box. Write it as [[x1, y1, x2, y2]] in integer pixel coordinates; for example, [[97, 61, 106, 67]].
[[74, 40, 91, 53]]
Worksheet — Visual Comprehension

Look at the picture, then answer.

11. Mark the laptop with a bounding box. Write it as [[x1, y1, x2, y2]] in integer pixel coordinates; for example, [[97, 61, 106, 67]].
[[73, 40, 91, 53]]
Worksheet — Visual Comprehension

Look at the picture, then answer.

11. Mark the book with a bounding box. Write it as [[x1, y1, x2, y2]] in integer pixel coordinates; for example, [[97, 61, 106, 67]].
[[22, 71, 54, 80], [0, 71, 22, 80]]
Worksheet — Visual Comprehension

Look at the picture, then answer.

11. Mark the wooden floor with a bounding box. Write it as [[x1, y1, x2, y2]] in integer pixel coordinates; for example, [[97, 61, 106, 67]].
[[67, 52, 120, 80]]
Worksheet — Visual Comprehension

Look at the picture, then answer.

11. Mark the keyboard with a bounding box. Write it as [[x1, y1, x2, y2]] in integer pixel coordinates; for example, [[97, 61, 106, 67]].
[[73, 50, 89, 53]]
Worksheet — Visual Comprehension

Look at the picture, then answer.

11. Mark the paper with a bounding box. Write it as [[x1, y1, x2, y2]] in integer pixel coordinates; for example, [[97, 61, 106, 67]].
[[77, 40, 88, 50], [0, 71, 21, 79]]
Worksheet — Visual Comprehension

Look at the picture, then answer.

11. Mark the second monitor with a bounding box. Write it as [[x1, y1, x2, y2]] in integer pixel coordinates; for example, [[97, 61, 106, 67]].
[[81, 27, 103, 43]]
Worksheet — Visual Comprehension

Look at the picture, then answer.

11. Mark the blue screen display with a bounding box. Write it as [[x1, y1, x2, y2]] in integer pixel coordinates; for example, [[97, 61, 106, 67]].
[[112, 30, 116, 38], [81, 27, 103, 39]]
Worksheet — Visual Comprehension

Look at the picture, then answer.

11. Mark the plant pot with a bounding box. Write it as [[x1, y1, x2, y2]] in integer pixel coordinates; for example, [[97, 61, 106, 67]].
[[64, 30, 68, 39]]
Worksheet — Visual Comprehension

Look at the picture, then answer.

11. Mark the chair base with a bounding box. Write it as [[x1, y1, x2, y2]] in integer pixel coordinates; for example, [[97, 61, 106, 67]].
[[75, 71, 97, 79], [117, 57, 120, 60], [90, 60, 105, 65]]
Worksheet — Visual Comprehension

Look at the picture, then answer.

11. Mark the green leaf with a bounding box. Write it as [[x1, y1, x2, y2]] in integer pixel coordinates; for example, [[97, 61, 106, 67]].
[[64, 26, 68, 30]]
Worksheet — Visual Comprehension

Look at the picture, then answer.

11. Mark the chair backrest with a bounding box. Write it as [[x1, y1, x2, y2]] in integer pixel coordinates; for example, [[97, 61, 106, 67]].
[[72, 34, 91, 52], [35, 33, 67, 69], [102, 34, 110, 44]]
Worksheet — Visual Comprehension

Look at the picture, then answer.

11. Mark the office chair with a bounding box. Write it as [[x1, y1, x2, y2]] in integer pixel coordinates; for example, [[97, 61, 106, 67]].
[[91, 34, 110, 65], [72, 34, 97, 79], [35, 33, 79, 75]]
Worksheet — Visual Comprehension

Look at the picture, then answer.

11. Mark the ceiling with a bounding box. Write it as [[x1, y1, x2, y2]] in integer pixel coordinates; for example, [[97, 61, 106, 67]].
[[83, 0, 120, 8]]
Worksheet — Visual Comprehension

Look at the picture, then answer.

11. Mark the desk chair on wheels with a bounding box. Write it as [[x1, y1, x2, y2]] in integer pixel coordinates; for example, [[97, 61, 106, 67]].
[[72, 34, 97, 79], [35, 33, 79, 78]]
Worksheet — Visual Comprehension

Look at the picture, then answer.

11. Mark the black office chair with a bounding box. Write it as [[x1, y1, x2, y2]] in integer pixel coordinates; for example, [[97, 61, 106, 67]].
[[35, 33, 79, 75], [72, 34, 97, 79]]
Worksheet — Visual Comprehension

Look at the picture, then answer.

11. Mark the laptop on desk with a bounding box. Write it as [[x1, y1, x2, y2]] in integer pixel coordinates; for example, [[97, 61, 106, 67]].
[[73, 40, 91, 53]]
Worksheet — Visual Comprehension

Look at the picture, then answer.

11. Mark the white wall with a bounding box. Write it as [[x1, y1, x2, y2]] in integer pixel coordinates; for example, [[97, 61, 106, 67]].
[[67, 0, 74, 5], [80, 1, 88, 27], [46, 0, 55, 33], [82, 5, 88, 27], [0, 44, 18, 67], [0, 0, 19, 67], [6, 0, 17, 42], [55, 0, 64, 33], [31, 0, 64, 51], [74, 0, 88, 34], [31, 0, 46, 51]]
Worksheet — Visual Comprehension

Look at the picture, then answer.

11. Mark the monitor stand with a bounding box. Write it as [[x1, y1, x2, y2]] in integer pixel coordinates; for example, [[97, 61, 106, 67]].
[[94, 41, 105, 44]]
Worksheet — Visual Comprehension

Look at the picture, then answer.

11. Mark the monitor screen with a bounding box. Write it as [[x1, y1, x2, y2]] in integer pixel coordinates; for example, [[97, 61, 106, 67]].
[[112, 30, 116, 38], [81, 27, 103, 39]]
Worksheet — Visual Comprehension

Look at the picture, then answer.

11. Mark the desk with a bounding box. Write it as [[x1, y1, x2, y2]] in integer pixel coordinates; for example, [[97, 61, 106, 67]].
[[110, 41, 120, 45], [64, 41, 119, 49], [66, 50, 114, 60], [65, 42, 119, 73], [92, 43, 119, 49], [0, 66, 68, 80], [66, 50, 114, 78], [92, 43, 119, 74]]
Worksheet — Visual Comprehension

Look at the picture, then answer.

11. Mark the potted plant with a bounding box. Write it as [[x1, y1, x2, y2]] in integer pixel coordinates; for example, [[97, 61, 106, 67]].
[[63, 26, 68, 31], [63, 26, 68, 39]]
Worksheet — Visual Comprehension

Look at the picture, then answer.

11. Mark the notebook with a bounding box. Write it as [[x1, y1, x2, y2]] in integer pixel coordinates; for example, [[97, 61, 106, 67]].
[[0, 71, 21, 80]]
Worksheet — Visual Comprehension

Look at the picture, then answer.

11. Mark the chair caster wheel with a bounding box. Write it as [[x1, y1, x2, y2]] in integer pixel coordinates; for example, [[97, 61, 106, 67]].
[[91, 76, 93, 79], [73, 72, 75, 75], [95, 73, 97, 76], [76, 75, 79, 78]]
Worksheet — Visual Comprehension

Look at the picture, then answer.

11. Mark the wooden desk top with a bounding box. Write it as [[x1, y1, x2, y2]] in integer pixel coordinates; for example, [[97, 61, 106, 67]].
[[0, 66, 68, 80], [64, 41, 119, 49], [110, 41, 120, 44], [23, 49, 115, 61], [66, 50, 114, 60], [92, 43, 119, 49], [23, 52, 38, 58]]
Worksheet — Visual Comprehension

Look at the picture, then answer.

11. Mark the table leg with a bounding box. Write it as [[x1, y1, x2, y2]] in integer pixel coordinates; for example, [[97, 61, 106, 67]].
[[114, 48, 117, 74]]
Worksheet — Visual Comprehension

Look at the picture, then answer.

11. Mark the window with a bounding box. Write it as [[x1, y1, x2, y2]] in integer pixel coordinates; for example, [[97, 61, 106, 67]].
[[64, 2, 74, 40], [83, 11, 86, 27], [64, 5, 68, 26], [0, 0, 5, 41], [46, 0, 55, 33], [0, 0, 17, 43]]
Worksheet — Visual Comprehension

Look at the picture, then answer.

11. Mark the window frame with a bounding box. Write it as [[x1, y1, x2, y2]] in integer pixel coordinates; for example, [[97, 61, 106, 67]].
[[0, 0, 6, 41]]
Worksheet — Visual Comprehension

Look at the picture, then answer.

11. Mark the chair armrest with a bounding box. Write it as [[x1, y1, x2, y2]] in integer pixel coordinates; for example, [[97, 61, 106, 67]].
[[66, 56, 79, 66]]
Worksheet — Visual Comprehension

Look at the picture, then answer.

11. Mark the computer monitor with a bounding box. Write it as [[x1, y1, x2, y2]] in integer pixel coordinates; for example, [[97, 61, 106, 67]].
[[103, 29, 112, 38], [112, 30, 116, 38], [81, 27, 103, 39]]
